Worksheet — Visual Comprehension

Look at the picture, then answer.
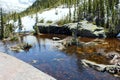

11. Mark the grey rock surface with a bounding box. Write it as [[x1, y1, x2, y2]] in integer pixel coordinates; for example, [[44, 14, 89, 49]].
[[0, 52, 56, 80]]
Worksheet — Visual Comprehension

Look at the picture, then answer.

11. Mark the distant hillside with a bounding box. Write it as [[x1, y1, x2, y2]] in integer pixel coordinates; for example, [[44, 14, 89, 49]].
[[21, 0, 77, 16]]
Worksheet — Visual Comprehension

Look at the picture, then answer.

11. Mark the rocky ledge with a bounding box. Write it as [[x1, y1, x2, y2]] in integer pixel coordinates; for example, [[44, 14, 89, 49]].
[[36, 21, 107, 38]]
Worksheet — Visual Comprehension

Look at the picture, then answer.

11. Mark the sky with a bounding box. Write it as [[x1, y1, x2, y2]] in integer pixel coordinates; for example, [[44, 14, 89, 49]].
[[18, 0, 36, 4], [0, 0, 36, 4], [0, 0, 36, 12]]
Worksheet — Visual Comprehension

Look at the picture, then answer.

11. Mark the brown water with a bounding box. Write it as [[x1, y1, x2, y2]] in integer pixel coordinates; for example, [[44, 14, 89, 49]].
[[0, 34, 120, 80]]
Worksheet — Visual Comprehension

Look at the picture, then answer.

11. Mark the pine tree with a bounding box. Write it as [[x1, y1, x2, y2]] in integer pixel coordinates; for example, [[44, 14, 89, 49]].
[[18, 16, 22, 33], [34, 13, 39, 34], [100, 0, 105, 26], [88, 0, 92, 14], [0, 8, 4, 39], [68, 0, 72, 22]]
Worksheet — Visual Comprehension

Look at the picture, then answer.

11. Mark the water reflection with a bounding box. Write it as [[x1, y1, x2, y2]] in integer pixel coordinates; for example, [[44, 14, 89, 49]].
[[0, 35, 120, 80]]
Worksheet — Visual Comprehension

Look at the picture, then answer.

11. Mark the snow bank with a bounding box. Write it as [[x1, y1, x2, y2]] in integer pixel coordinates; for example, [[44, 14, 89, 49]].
[[37, 7, 74, 22], [13, 6, 75, 32]]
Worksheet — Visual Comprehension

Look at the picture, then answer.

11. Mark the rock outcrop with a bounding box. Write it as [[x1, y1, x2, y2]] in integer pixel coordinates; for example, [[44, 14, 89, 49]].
[[64, 21, 106, 38], [37, 21, 106, 38]]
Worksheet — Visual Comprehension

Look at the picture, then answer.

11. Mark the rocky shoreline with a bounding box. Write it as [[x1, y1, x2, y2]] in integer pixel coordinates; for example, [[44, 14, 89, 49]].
[[52, 35, 120, 77], [81, 59, 120, 77], [36, 21, 120, 38]]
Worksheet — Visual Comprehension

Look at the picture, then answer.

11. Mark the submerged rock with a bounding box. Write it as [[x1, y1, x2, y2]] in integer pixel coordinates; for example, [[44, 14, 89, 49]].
[[10, 43, 32, 52], [52, 37, 60, 41], [81, 59, 106, 72], [81, 59, 120, 76], [10, 46, 24, 52], [106, 65, 119, 74], [106, 51, 120, 59], [32, 60, 38, 63], [22, 43, 32, 50]]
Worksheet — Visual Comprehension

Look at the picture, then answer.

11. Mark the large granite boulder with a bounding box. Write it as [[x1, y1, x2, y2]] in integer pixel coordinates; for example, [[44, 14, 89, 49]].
[[65, 20, 106, 38], [37, 21, 106, 38], [37, 23, 72, 35]]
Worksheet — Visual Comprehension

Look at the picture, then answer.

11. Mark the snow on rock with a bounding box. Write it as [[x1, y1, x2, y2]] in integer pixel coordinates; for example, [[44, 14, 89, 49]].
[[67, 20, 103, 31], [80, 20, 103, 31]]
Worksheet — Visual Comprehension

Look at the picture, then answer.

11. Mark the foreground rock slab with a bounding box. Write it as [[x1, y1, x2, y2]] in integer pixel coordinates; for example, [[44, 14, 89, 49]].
[[0, 52, 56, 80]]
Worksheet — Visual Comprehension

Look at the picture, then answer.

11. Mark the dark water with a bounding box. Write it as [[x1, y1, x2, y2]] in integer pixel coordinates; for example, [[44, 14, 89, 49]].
[[0, 34, 120, 80]]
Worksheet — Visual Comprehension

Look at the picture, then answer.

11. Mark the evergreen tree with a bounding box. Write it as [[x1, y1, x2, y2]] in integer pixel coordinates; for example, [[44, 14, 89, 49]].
[[34, 13, 39, 35], [88, 0, 92, 14], [18, 16, 22, 33], [0, 8, 4, 39]]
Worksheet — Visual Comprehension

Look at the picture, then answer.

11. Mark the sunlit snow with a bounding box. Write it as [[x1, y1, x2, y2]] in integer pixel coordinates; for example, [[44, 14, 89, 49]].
[[14, 6, 75, 32]]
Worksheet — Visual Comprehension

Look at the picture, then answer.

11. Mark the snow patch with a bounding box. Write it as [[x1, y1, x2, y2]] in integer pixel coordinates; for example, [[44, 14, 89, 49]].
[[15, 16, 35, 32], [13, 6, 75, 32]]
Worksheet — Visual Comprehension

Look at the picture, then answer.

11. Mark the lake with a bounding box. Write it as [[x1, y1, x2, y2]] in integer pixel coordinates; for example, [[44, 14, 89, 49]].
[[0, 34, 120, 80]]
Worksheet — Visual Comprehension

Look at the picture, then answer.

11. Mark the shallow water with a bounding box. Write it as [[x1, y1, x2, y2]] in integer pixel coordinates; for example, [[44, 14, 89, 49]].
[[0, 34, 120, 80]]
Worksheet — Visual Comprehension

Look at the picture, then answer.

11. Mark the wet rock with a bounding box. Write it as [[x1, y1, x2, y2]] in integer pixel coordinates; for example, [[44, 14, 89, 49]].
[[110, 56, 120, 66], [93, 39, 104, 44], [54, 43, 65, 50], [116, 48, 120, 52], [83, 42, 98, 48], [106, 65, 119, 74], [52, 37, 60, 41], [61, 37, 74, 47], [10, 46, 23, 52], [22, 43, 32, 50], [105, 51, 120, 59], [32, 60, 38, 63], [96, 49, 106, 56], [81, 59, 120, 75], [10, 43, 32, 52], [61, 37, 84, 47], [81, 59, 106, 72]]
